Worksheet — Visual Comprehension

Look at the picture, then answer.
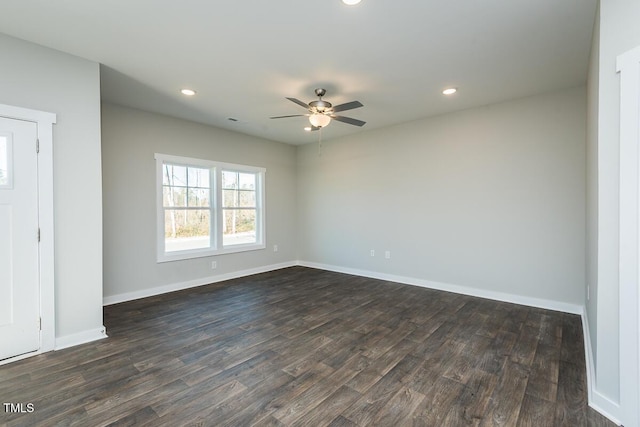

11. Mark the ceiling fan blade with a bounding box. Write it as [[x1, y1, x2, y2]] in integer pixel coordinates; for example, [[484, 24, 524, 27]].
[[331, 115, 366, 127], [286, 97, 310, 109], [270, 114, 306, 119], [331, 101, 363, 113]]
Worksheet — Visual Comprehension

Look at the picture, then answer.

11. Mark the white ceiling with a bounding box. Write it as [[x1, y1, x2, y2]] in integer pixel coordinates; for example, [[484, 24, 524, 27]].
[[0, 0, 596, 145]]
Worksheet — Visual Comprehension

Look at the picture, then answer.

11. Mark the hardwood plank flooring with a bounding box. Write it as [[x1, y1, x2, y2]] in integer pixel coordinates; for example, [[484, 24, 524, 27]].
[[0, 267, 615, 426]]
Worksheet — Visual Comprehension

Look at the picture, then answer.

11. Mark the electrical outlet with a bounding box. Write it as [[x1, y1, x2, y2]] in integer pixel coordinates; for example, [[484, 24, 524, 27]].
[[273, 244, 278, 252], [211, 261, 217, 269], [385, 251, 391, 259], [370, 249, 375, 257]]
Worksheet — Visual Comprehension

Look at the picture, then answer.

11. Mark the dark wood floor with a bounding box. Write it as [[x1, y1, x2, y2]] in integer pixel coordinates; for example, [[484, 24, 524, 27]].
[[1, 267, 615, 426]]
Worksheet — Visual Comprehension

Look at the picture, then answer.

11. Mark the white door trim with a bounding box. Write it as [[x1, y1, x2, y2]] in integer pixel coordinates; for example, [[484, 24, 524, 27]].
[[617, 45, 640, 427], [0, 103, 56, 360]]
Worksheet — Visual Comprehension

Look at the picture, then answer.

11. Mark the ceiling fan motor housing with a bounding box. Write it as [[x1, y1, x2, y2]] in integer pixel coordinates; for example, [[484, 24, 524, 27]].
[[309, 99, 332, 113]]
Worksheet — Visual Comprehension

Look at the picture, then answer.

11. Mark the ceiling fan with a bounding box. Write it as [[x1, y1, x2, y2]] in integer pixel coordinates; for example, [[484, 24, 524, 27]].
[[270, 88, 366, 130]]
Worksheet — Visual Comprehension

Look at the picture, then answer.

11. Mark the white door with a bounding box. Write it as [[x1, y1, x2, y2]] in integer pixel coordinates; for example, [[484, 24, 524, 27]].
[[0, 117, 40, 361]]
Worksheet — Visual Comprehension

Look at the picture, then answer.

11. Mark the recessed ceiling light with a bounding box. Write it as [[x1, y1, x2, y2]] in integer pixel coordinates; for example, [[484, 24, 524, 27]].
[[180, 88, 196, 96], [304, 126, 312, 132], [442, 88, 457, 95], [342, 0, 361, 5]]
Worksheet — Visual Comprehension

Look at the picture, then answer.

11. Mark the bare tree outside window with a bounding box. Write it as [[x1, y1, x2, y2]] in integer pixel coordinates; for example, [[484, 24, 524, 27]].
[[162, 163, 210, 252], [155, 154, 265, 262], [222, 170, 257, 246]]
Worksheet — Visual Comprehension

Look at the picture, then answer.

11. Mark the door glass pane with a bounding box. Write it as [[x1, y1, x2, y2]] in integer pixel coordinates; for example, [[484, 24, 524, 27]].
[[164, 209, 210, 252], [223, 209, 256, 246], [0, 135, 10, 187]]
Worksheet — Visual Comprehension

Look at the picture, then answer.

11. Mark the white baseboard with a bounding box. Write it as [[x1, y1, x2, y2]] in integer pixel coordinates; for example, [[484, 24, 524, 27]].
[[581, 310, 622, 425], [106, 260, 581, 313], [0, 327, 107, 365], [54, 326, 108, 351], [0, 349, 43, 366], [298, 261, 583, 314], [100, 259, 623, 425], [301, 261, 622, 425], [591, 389, 623, 426], [103, 261, 297, 306]]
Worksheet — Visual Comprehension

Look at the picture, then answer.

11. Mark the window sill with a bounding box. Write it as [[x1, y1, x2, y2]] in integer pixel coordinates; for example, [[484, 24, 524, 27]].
[[157, 243, 266, 263]]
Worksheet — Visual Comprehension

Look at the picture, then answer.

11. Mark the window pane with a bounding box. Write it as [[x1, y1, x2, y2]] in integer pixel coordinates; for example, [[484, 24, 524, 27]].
[[223, 189, 255, 208], [0, 136, 7, 186], [238, 172, 255, 190], [223, 209, 256, 246], [222, 171, 237, 189], [188, 167, 209, 188], [238, 190, 256, 207], [164, 209, 210, 252], [163, 187, 186, 207], [163, 164, 187, 186], [222, 189, 236, 208], [187, 188, 210, 207]]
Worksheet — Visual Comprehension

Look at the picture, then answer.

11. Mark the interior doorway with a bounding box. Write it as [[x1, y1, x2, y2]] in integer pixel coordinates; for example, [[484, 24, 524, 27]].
[[0, 103, 56, 365], [0, 117, 40, 360]]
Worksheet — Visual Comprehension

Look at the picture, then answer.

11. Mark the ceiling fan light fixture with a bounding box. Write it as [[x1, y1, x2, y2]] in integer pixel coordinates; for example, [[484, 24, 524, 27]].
[[309, 113, 331, 128], [271, 89, 364, 129]]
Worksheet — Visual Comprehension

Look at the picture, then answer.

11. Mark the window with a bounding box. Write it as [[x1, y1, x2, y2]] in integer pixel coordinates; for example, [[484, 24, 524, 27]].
[[222, 170, 258, 246], [156, 154, 265, 262], [162, 163, 211, 253]]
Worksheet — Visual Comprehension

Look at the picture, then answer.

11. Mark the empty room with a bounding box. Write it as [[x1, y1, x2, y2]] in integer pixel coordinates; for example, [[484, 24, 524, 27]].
[[1, 0, 639, 426]]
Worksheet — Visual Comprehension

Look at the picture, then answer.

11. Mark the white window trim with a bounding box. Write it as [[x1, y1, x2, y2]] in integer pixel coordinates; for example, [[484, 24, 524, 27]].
[[155, 153, 266, 263]]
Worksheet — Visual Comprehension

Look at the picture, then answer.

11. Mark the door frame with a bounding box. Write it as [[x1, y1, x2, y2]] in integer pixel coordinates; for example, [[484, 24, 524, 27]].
[[0, 103, 56, 363], [617, 45, 640, 427]]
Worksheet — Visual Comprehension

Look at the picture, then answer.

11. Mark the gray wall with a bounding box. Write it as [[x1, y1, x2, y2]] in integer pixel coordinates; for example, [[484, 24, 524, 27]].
[[297, 87, 586, 306], [101, 103, 297, 300], [0, 34, 103, 340]]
